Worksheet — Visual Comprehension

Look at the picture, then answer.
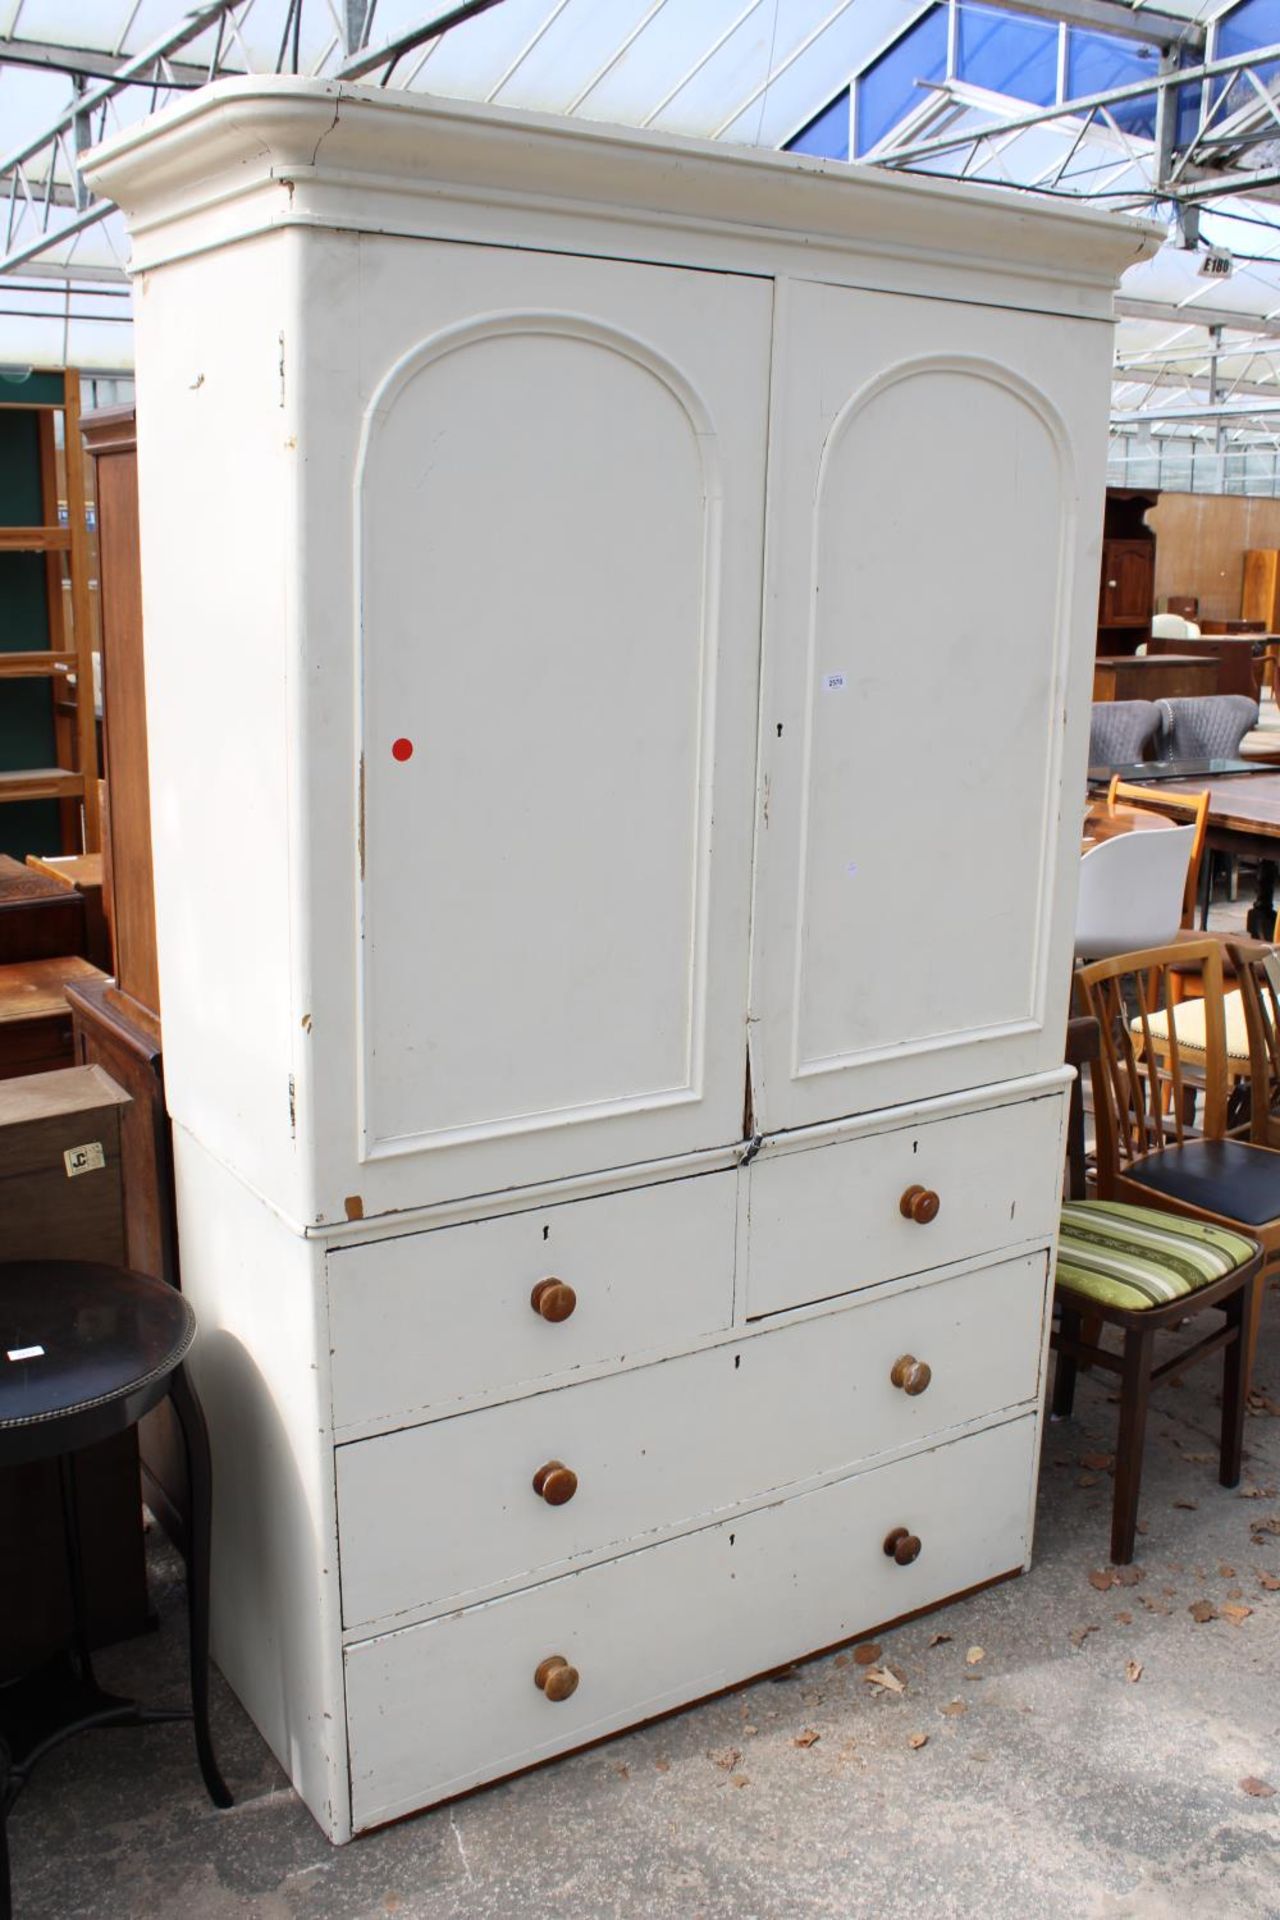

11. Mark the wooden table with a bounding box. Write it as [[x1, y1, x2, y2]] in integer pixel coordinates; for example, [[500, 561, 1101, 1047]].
[[1146, 634, 1263, 700], [0, 955, 108, 1080], [1117, 769, 1280, 937], [1093, 655, 1218, 701], [1081, 798, 1174, 852], [25, 852, 109, 970]]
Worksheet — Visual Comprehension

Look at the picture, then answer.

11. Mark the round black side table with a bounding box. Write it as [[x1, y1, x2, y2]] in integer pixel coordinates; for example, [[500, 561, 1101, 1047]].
[[0, 1261, 232, 1918]]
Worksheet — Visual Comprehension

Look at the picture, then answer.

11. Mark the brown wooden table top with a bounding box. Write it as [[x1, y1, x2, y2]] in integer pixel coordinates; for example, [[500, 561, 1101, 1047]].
[[0, 956, 106, 1024], [1081, 799, 1175, 851], [25, 853, 103, 893], [1136, 771, 1280, 837]]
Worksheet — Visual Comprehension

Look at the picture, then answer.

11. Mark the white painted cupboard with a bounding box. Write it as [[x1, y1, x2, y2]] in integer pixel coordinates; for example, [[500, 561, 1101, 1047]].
[[86, 79, 1153, 1842]]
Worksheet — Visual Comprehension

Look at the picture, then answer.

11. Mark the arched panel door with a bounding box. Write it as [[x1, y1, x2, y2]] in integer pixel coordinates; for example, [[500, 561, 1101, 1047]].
[[748, 277, 1108, 1134], [358, 249, 772, 1200]]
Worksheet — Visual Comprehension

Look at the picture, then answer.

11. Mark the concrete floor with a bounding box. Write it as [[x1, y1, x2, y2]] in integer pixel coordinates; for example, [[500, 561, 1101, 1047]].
[[8, 1291, 1280, 1920]]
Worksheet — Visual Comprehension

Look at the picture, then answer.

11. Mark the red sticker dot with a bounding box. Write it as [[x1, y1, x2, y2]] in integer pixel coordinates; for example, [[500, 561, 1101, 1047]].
[[391, 737, 414, 763]]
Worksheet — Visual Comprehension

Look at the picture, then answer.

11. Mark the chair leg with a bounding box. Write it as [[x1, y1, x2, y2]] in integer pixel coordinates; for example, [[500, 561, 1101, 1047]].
[[1052, 1308, 1081, 1418], [1243, 1267, 1266, 1394], [1078, 1312, 1103, 1372], [1221, 1284, 1251, 1489], [1111, 1327, 1154, 1567], [167, 1363, 233, 1810]]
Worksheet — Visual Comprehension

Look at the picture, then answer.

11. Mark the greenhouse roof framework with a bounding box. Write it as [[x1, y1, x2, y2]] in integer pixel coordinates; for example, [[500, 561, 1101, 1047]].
[[6, 0, 1280, 488]]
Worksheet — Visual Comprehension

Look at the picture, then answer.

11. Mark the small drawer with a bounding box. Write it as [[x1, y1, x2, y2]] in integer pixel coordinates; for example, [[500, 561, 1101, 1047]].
[[327, 1170, 736, 1431], [336, 1249, 1048, 1628], [745, 1090, 1065, 1318], [344, 1413, 1036, 1832]]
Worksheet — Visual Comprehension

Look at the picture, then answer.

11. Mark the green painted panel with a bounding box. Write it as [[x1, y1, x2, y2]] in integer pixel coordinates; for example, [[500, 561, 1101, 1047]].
[[0, 401, 60, 855], [0, 369, 64, 406]]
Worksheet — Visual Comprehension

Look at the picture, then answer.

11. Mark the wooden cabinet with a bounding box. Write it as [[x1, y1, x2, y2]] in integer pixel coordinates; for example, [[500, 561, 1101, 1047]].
[[1097, 489, 1158, 651], [87, 79, 1147, 1843], [1243, 549, 1280, 630]]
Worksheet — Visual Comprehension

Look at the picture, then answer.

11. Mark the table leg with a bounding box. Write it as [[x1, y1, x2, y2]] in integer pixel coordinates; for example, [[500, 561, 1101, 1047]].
[[56, 1455, 95, 1685], [168, 1364, 232, 1809], [0, 1736, 11, 1920], [1247, 858, 1278, 940]]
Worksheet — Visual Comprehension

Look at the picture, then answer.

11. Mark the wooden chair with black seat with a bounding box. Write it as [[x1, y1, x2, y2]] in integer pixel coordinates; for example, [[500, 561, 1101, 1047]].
[[1227, 940, 1280, 1150], [1052, 1013, 1264, 1566], [1074, 938, 1280, 1389]]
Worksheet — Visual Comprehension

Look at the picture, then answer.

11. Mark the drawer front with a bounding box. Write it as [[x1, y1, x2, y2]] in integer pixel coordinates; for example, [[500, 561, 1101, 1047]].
[[745, 1091, 1064, 1318], [336, 1250, 1048, 1628], [327, 1171, 736, 1431], [345, 1414, 1036, 1831]]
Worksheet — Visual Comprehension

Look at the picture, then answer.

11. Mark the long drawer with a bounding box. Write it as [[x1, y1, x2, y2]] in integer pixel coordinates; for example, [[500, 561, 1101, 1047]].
[[745, 1089, 1065, 1318], [336, 1250, 1048, 1629], [345, 1413, 1036, 1831], [327, 1169, 736, 1431]]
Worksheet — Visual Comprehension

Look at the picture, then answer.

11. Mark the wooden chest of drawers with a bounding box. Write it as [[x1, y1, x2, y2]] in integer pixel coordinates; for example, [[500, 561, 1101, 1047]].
[[87, 79, 1147, 1841]]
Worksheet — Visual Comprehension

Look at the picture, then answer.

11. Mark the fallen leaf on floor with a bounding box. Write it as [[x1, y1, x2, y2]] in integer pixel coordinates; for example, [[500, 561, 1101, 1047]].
[[1114, 1611, 1133, 1625], [710, 1747, 741, 1770], [1141, 1597, 1171, 1615], [1126, 1660, 1143, 1683], [941, 1700, 967, 1717], [1174, 1499, 1199, 1510], [792, 1729, 821, 1748], [1136, 1523, 1149, 1535], [833, 1654, 850, 1669], [1259, 1573, 1280, 1590], [1238, 1487, 1270, 1499], [1078, 1474, 1101, 1488], [1222, 1604, 1253, 1625], [1081, 1452, 1114, 1472], [864, 1667, 906, 1695], [1089, 1569, 1116, 1592], [853, 1643, 882, 1667], [1241, 1777, 1277, 1798], [1219, 1564, 1237, 1579], [731, 1774, 750, 1789], [1114, 1566, 1143, 1587], [743, 1724, 758, 1737], [654, 1760, 670, 1773], [1189, 1600, 1218, 1623], [966, 1647, 985, 1666], [908, 1733, 929, 1750], [1228, 1588, 1244, 1600], [613, 1762, 630, 1779], [929, 1633, 952, 1647], [1071, 1625, 1099, 1647], [1181, 1451, 1216, 1464], [1251, 1516, 1280, 1537]]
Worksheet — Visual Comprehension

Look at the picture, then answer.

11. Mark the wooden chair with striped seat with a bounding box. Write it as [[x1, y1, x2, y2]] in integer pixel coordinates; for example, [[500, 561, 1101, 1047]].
[[1052, 1202, 1261, 1565], [1053, 1019, 1262, 1566], [1074, 938, 1280, 1385]]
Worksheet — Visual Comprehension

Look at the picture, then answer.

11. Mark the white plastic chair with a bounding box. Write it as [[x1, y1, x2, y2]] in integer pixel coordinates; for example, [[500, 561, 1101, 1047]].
[[1150, 613, 1202, 640], [1073, 825, 1197, 962]]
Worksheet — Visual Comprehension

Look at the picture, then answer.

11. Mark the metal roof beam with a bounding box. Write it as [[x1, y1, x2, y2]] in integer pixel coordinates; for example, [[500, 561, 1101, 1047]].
[[0, 35, 214, 87], [870, 42, 1280, 169], [988, 0, 1202, 50], [1117, 297, 1280, 339]]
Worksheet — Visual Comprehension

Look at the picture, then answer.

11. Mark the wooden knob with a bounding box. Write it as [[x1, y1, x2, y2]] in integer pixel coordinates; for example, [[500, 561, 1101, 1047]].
[[883, 1527, 922, 1566], [899, 1185, 940, 1225], [530, 1278, 576, 1322], [532, 1460, 578, 1505], [890, 1354, 932, 1396], [534, 1655, 579, 1701]]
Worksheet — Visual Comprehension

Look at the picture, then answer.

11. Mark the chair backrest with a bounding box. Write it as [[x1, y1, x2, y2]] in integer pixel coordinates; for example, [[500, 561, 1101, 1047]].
[[1073, 824, 1197, 962], [1227, 941, 1280, 1148], [1075, 938, 1229, 1193], [1151, 613, 1202, 640], [1089, 700, 1160, 768], [1157, 694, 1258, 760], [1106, 778, 1210, 926]]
